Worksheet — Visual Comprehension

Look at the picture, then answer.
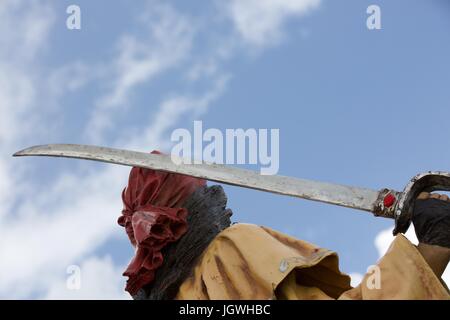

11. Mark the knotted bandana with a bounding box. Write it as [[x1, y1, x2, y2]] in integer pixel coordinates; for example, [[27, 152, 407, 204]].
[[118, 151, 206, 295]]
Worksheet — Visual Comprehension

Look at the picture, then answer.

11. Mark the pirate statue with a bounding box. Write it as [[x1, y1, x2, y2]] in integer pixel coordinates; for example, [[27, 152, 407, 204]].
[[14, 145, 450, 300], [118, 164, 450, 300]]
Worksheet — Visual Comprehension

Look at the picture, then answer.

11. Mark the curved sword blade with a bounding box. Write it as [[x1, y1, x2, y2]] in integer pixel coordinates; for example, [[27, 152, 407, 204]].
[[14, 144, 382, 215]]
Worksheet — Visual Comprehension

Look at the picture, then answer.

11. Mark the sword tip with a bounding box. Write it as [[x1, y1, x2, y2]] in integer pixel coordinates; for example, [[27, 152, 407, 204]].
[[13, 145, 49, 157], [13, 149, 28, 157]]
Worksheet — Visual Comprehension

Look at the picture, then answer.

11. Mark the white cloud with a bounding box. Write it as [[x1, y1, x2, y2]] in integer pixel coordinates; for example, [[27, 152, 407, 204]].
[[0, 0, 55, 145], [0, 0, 220, 299], [0, 165, 129, 298], [0, 0, 322, 299], [86, 3, 196, 143], [0, 0, 55, 63], [0, 0, 131, 299], [444, 264, 450, 286], [45, 255, 129, 300], [186, 59, 219, 82], [0, 66, 35, 145], [0, 1, 57, 222], [374, 226, 418, 258], [123, 74, 230, 151], [225, 0, 321, 47], [349, 272, 363, 288], [47, 62, 95, 96]]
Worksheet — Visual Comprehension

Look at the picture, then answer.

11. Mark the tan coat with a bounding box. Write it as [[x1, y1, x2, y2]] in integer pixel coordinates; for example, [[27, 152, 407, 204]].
[[176, 223, 449, 300]]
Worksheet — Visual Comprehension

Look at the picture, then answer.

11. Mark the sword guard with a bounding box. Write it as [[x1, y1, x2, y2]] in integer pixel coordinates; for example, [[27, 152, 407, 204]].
[[393, 171, 450, 235], [373, 189, 401, 219]]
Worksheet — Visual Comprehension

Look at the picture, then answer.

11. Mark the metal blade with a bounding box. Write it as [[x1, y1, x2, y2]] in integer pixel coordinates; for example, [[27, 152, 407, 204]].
[[14, 144, 382, 214]]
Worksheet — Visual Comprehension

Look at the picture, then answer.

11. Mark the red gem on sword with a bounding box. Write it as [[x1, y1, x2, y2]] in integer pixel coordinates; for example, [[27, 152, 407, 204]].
[[383, 193, 396, 208]]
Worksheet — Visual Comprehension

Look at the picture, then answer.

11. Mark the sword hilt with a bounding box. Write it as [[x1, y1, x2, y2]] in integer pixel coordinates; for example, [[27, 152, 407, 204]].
[[392, 172, 450, 235]]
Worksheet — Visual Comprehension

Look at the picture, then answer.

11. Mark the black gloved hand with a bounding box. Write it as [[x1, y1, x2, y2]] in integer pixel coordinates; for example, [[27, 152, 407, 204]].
[[413, 196, 450, 249]]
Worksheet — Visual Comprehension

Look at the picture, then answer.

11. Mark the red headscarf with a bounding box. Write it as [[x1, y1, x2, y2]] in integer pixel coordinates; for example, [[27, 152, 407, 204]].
[[118, 151, 206, 295]]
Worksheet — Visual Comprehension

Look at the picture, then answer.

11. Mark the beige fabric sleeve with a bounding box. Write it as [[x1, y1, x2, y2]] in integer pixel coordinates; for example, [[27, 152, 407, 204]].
[[176, 224, 449, 300], [176, 223, 351, 300], [339, 234, 449, 300]]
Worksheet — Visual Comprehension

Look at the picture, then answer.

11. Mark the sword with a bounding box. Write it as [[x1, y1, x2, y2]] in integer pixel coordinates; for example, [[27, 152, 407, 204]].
[[13, 144, 450, 235]]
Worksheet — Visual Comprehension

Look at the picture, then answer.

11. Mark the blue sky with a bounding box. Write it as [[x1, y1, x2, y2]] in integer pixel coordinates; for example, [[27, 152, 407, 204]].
[[0, 0, 449, 299]]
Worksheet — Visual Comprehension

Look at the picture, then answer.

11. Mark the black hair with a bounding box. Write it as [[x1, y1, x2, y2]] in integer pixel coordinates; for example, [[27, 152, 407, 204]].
[[134, 185, 233, 300]]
